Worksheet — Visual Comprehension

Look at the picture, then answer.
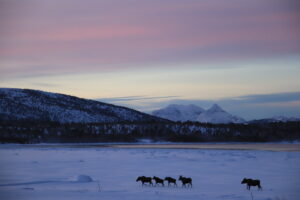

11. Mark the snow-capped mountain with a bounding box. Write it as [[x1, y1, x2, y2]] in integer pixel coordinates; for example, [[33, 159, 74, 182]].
[[0, 88, 165, 123], [250, 116, 300, 124], [196, 104, 245, 124], [268, 116, 300, 122], [152, 103, 245, 124], [152, 104, 205, 122]]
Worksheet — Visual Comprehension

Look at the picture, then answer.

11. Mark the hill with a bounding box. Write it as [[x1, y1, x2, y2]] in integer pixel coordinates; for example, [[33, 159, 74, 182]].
[[0, 88, 165, 123]]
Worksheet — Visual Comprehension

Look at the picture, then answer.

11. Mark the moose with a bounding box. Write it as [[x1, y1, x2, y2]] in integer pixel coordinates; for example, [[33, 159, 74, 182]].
[[153, 176, 164, 186], [164, 177, 177, 186], [136, 176, 153, 186], [241, 178, 262, 190], [179, 175, 192, 187]]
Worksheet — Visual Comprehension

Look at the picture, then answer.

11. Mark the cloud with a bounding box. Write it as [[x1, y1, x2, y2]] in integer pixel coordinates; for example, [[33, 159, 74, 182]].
[[30, 82, 60, 88], [97, 95, 180, 103], [230, 92, 300, 104], [99, 92, 300, 120], [1, 0, 300, 78], [252, 101, 300, 108]]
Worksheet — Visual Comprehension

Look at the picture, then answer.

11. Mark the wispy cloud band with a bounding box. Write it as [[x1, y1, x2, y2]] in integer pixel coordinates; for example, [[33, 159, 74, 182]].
[[98, 95, 180, 102], [1, 0, 299, 78], [98, 91, 300, 120]]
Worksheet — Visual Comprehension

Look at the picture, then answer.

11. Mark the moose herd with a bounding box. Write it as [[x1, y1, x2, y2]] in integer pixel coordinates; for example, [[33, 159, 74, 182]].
[[136, 176, 262, 190], [136, 175, 192, 187]]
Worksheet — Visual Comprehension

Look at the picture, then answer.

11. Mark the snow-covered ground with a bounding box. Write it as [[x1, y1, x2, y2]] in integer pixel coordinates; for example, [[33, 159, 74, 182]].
[[0, 145, 299, 200]]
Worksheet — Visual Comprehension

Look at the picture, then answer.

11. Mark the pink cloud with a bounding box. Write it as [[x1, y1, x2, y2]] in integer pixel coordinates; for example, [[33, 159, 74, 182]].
[[0, 0, 300, 77]]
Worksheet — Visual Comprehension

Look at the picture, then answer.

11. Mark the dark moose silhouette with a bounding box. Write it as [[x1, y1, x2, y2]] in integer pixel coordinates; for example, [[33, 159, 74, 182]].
[[241, 178, 262, 190], [164, 177, 177, 186], [136, 176, 153, 186], [153, 176, 164, 186], [179, 175, 192, 187]]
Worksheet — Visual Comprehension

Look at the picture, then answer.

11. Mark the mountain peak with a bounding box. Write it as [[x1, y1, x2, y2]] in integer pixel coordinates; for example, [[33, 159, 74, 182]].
[[152, 104, 205, 122], [207, 104, 225, 113], [167, 104, 204, 111], [197, 104, 245, 124]]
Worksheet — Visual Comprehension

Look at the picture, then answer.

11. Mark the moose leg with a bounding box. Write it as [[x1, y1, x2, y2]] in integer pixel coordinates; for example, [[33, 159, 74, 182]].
[[258, 185, 262, 190]]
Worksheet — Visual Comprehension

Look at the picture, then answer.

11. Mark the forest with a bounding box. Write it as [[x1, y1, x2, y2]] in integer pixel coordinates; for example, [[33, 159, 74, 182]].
[[0, 120, 299, 143]]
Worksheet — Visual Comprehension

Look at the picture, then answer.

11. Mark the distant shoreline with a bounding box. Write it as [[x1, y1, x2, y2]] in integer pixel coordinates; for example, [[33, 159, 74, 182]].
[[1, 143, 300, 152], [110, 143, 300, 152]]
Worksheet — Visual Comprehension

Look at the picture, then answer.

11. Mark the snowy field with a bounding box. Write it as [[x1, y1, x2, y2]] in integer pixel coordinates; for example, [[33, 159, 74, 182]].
[[0, 145, 300, 200]]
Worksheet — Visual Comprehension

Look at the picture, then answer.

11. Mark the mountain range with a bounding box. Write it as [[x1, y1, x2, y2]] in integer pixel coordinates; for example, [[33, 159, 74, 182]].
[[249, 116, 300, 124], [1, 88, 299, 125], [152, 104, 300, 124], [152, 104, 245, 124], [0, 88, 165, 123]]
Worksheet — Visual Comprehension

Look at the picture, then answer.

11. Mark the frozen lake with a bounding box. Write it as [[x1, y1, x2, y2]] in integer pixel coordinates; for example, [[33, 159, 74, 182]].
[[0, 144, 299, 200]]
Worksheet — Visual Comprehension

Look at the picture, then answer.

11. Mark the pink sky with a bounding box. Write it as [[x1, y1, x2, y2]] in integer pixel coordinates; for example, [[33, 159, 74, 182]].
[[0, 0, 299, 77]]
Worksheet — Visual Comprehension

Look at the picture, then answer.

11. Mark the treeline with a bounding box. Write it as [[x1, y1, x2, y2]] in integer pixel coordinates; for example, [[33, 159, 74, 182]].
[[0, 120, 299, 143]]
